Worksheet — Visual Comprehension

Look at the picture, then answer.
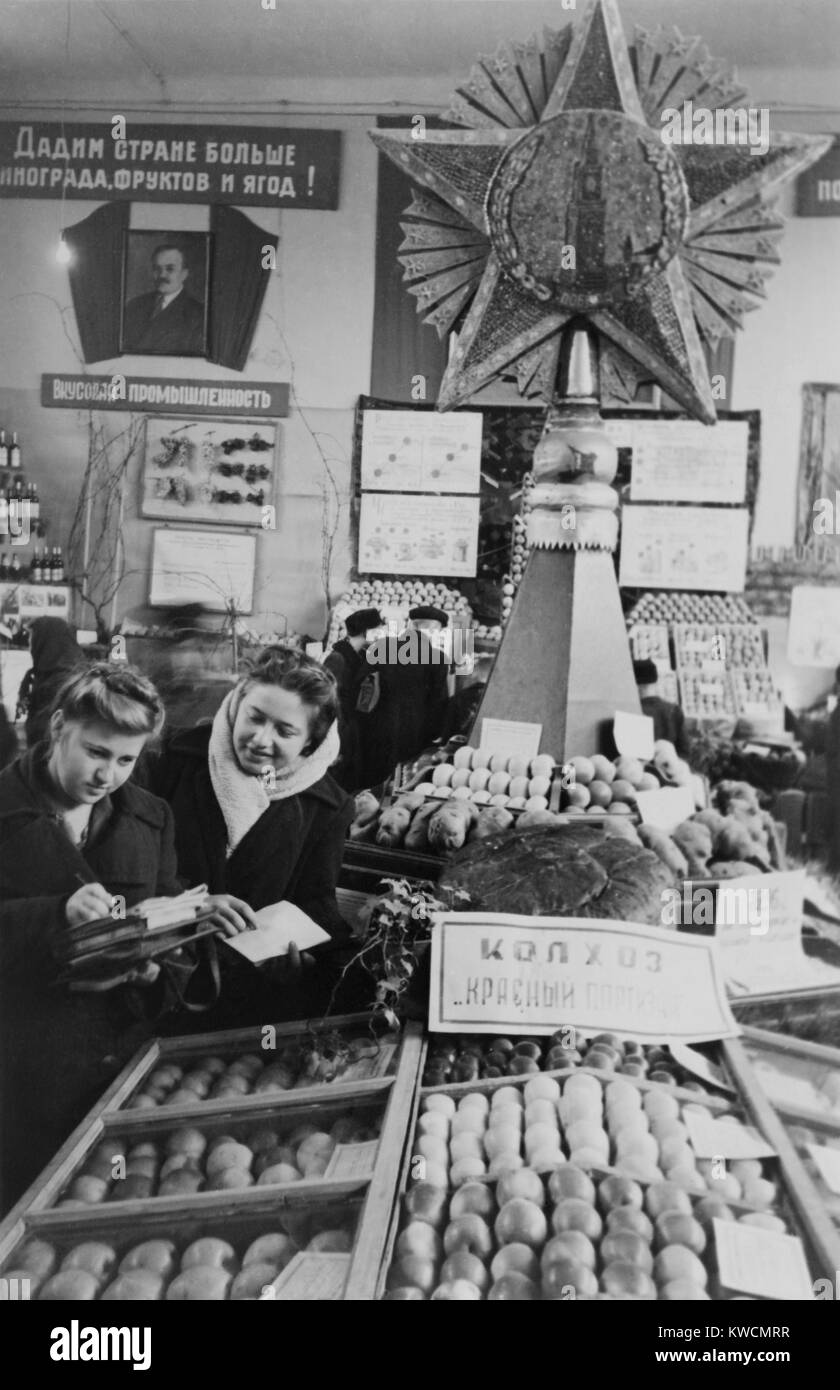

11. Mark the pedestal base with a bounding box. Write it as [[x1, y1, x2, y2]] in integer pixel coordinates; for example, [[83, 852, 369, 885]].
[[470, 547, 640, 760]]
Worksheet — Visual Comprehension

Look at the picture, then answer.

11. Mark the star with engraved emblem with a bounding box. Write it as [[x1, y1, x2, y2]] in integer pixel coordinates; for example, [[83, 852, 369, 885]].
[[370, 0, 829, 422]]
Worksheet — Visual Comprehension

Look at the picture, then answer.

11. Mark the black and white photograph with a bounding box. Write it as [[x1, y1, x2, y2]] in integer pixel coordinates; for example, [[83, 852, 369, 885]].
[[120, 230, 210, 357], [0, 0, 840, 1351]]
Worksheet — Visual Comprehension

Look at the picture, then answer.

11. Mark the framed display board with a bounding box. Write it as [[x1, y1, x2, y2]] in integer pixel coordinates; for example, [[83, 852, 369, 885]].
[[149, 528, 256, 613], [141, 417, 276, 526], [358, 493, 480, 577]]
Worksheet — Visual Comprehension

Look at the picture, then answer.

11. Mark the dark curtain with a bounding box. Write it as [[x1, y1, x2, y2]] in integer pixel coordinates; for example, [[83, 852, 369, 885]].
[[64, 202, 130, 364], [208, 204, 277, 372], [371, 116, 449, 403]]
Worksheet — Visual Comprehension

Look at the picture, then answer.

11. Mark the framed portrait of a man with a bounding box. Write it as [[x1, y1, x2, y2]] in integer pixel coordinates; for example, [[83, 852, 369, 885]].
[[121, 230, 210, 356]]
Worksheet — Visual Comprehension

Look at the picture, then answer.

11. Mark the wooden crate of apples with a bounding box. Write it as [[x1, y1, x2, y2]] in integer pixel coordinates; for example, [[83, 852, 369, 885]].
[[0, 1203, 360, 1301], [383, 1063, 798, 1301], [51, 1103, 384, 1210]]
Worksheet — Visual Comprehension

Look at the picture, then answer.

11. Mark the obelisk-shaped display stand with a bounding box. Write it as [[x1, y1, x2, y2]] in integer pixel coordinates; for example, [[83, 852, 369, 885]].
[[469, 323, 640, 761]]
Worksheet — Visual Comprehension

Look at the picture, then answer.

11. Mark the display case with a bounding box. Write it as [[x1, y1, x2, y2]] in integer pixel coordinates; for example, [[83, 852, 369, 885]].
[[0, 1015, 423, 1301], [376, 1028, 840, 1301], [739, 1026, 840, 1228]]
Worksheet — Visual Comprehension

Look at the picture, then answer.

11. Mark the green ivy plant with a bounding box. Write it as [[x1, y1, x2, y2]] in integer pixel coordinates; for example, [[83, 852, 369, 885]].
[[334, 878, 470, 1029]]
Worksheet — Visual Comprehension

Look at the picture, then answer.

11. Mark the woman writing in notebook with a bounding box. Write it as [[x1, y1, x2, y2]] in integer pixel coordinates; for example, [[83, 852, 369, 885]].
[[144, 646, 357, 1028], [0, 662, 253, 1212]]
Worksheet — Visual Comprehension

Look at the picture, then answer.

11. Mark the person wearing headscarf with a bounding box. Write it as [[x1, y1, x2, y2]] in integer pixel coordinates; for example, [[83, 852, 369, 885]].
[[633, 658, 689, 758], [142, 646, 357, 1024], [323, 608, 383, 791], [18, 617, 84, 749]]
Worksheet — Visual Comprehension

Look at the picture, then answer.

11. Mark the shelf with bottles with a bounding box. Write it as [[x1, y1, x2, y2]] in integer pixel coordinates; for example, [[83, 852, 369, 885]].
[[0, 546, 66, 586], [0, 427, 46, 543]]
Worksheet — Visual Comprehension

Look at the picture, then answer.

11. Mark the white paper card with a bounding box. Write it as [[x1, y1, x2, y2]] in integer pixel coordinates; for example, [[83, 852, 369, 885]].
[[636, 785, 694, 832], [619, 505, 749, 592], [670, 1043, 735, 1093], [323, 1140, 379, 1181], [713, 1219, 814, 1301], [224, 901, 330, 962], [479, 718, 543, 760], [806, 1143, 840, 1196], [613, 710, 655, 760], [360, 409, 482, 493], [683, 1110, 776, 1160], [262, 1252, 351, 1301]]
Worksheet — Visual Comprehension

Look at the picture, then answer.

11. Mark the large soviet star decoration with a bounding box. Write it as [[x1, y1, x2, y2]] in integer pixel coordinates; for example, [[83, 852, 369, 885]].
[[370, 0, 830, 423]]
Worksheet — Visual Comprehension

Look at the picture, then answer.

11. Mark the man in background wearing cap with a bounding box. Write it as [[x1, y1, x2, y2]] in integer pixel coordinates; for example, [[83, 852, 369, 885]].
[[363, 606, 450, 786], [324, 608, 383, 790], [634, 658, 690, 757]]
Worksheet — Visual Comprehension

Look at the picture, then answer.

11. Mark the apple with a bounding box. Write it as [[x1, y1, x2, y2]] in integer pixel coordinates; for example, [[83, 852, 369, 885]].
[[569, 756, 595, 785], [491, 1086, 524, 1109], [658, 1138, 695, 1171], [419, 1161, 449, 1188], [423, 1093, 456, 1119], [653, 1245, 708, 1288], [614, 756, 645, 787], [61, 1242, 116, 1281], [120, 1241, 177, 1278], [693, 1197, 735, 1229], [40, 1270, 100, 1300], [159, 1169, 203, 1197], [541, 1231, 597, 1272], [208, 1167, 255, 1191], [166, 1127, 207, 1159], [430, 1279, 481, 1300], [598, 1175, 644, 1213], [494, 1198, 548, 1249], [386, 1255, 437, 1295], [228, 1263, 280, 1300], [298, 1132, 337, 1164], [417, 1113, 450, 1143], [524, 1075, 561, 1104], [450, 1157, 487, 1186], [615, 1157, 660, 1185], [201, 1057, 226, 1076], [566, 1121, 608, 1154], [488, 1153, 525, 1179], [307, 1230, 352, 1253], [69, 1174, 110, 1204], [167, 1267, 232, 1301], [645, 1181, 693, 1220], [665, 1167, 707, 1197], [550, 1198, 603, 1242], [741, 1178, 777, 1209], [488, 1103, 524, 1130], [590, 755, 616, 783], [444, 1214, 493, 1259], [605, 1079, 641, 1108], [205, 1141, 253, 1177], [125, 1156, 159, 1179], [397, 1222, 443, 1263], [616, 1133, 659, 1166], [524, 1100, 557, 1129], [487, 1272, 539, 1300], [160, 1153, 198, 1181], [440, 1251, 490, 1292], [654, 1213, 706, 1255], [707, 1173, 743, 1202], [497, 1168, 545, 1208], [525, 1122, 563, 1157], [418, 1135, 450, 1167], [448, 1182, 495, 1221], [660, 1279, 711, 1300], [738, 1212, 787, 1233], [101, 1269, 164, 1301], [181, 1238, 237, 1273], [484, 1126, 522, 1160], [548, 1166, 596, 1205], [404, 1181, 449, 1229], [542, 1259, 598, 1300], [731, 1159, 764, 1185], [16, 1240, 56, 1280], [601, 1261, 657, 1300], [600, 1231, 653, 1273], [563, 1072, 603, 1101], [490, 1242, 540, 1282], [606, 1207, 654, 1242]]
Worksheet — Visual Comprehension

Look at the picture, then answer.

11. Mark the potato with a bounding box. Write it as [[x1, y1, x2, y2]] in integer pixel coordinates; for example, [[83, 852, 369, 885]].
[[166, 1127, 207, 1159], [468, 768, 491, 792], [242, 1234, 297, 1270], [101, 1269, 165, 1301], [208, 1168, 254, 1191], [166, 1266, 232, 1301], [61, 1242, 117, 1281], [206, 1142, 253, 1178], [120, 1240, 177, 1278], [230, 1263, 280, 1300], [257, 1163, 301, 1186], [40, 1270, 100, 1301], [16, 1240, 56, 1280], [307, 1229, 353, 1253]]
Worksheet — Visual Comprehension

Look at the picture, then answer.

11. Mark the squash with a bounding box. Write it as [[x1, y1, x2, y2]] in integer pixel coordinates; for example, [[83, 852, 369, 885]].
[[428, 799, 477, 853], [404, 801, 439, 852], [637, 824, 688, 876], [470, 806, 514, 841]]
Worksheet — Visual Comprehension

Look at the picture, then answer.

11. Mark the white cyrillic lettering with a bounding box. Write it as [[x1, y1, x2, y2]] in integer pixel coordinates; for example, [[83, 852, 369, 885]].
[[71, 137, 86, 158], [243, 175, 255, 193], [181, 171, 194, 190], [185, 140, 197, 162], [234, 142, 250, 164], [14, 127, 35, 158], [153, 140, 170, 161], [277, 175, 296, 198], [114, 140, 128, 160], [139, 140, 154, 160], [113, 169, 131, 189], [89, 138, 104, 160], [13, 167, 26, 185], [26, 167, 39, 186], [220, 142, 234, 164], [169, 141, 183, 163], [205, 142, 218, 162], [251, 144, 264, 164], [196, 172, 209, 192], [36, 136, 53, 158]]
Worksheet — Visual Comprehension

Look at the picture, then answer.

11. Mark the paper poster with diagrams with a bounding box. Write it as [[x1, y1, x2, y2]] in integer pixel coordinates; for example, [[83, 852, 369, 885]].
[[787, 585, 840, 667], [611, 419, 749, 505], [619, 506, 749, 592], [141, 417, 277, 526], [360, 409, 482, 493], [358, 493, 480, 576], [149, 528, 256, 613]]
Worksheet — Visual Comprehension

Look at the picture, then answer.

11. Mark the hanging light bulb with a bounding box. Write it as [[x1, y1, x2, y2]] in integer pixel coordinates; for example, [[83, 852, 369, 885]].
[[56, 238, 72, 265]]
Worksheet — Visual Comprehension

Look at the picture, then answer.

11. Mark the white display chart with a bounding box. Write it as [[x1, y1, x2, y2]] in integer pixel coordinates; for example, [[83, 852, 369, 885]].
[[358, 493, 480, 577], [149, 528, 256, 613], [619, 505, 749, 592], [787, 585, 840, 667], [607, 419, 749, 505], [360, 409, 482, 493]]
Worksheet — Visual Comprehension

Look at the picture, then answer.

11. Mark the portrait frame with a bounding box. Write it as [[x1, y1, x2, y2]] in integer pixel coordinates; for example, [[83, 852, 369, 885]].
[[120, 229, 211, 357], [140, 416, 278, 527]]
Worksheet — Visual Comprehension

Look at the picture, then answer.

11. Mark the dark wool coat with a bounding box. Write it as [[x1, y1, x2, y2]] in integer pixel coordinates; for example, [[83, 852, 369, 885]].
[[323, 639, 367, 790], [0, 749, 182, 1213], [142, 724, 359, 1030]]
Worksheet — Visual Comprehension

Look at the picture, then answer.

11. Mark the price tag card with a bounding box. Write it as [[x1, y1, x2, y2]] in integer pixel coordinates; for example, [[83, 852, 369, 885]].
[[323, 1140, 379, 1182], [713, 1220, 814, 1301], [613, 710, 654, 760], [636, 785, 694, 832], [669, 1043, 735, 1093], [683, 1109, 776, 1160], [479, 718, 542, 760], [806, 1143, 840, 1196], [263, 1253, 351, 1301]]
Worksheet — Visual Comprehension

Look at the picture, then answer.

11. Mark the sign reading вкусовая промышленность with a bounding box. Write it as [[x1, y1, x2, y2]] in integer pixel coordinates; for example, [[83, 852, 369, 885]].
[[0, 122, 341, 208]]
